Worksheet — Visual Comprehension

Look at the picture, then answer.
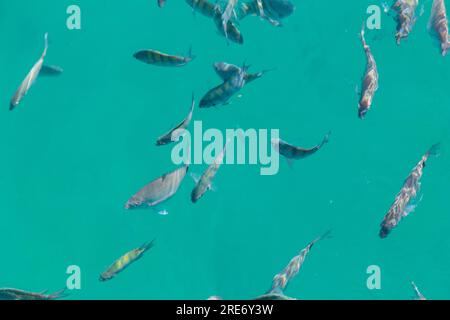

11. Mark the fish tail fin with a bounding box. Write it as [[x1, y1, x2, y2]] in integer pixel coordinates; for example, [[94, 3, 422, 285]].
[[320, 131, 331, 148], [427, 143, 441, 157], [187, 46, 196, 61], [49, 288, 68, 300], [141, 239, 156, 252]]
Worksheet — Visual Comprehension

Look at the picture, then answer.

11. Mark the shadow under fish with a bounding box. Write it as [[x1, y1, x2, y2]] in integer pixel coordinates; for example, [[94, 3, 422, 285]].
[[133, 48, 195, 67]]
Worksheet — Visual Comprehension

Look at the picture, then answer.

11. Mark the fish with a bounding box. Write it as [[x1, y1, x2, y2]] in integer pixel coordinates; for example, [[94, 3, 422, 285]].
[[271, 132, 330, 165], [221, 0, 239, 39], [125, 165, 189, 210], [156, 95, 195, 146], [39, 64, 64, 77], [185, 0, 217, 18], [213, 62, 272, 84], [199, 64, 247, 108], [158, 0, 166, 7], [99, 240, 155, 281], [379, 144, 440, 238], [238, 0, 295, 25], [428, 0, 450, 56], [191, 141, 228, 203], [10, 33, 49, 111], [411, 281, 426, 300], [267, 231, 332, 295], [213, 5, 244, 44], [392, 0, 419, 45], [0, 288, 66, 300], [358, 23, 379, 119], [133, 48, 195, 67]]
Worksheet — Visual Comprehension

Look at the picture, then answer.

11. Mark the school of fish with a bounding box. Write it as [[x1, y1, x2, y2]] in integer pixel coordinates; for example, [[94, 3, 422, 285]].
[[2, 0, 449, 300]]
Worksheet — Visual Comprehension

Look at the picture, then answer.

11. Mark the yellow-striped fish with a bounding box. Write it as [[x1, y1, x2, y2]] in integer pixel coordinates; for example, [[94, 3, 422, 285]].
[[133, 48, 195, 67], [99, 240, 155, 281]]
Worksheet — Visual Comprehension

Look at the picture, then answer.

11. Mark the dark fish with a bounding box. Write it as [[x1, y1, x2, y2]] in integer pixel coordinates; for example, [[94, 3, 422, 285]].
[[411, 281, 426, 300], [358, 24, 379, 119], [392, 0, 419, 45], [100, 240, 155, 281], [10, 33, 49, 111], [185, 0, 216, 18], [0, 288, 66, 300], [272, 132, 330, 163], [125, 165, 189, 211], [156, 95, 195, 146], [428, 0, 450, 56], [191, 142, 228, 203], [39, 64, 63, 77], [213, 61, 271, 84], [133, 48, 195, 67], [379, 144, 440, 238], [200, 64, 247, 108], [158, 0, 166, 7]]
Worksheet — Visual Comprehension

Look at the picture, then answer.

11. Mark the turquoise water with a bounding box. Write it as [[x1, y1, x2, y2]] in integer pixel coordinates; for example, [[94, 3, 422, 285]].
[[1, 0, 450, 300]]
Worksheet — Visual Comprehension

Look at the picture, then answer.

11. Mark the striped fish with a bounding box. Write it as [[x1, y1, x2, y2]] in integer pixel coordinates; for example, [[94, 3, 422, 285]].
[[156, 95, 195, 146], [191, 141, 229, 203], [199, 64, 247, 108], [392, 0, 419, 45], [213, 62, 271, 85], [221, 0, 239, 39], [268, 231, 331, 295], [10, 33, 49, 111], [0, 288, 66, 300], [133, 48, 195, 67], [379, 144, 440, 238], [238, 0, 295, 25], [185, 0, 216, 18], [271, 132, 330, 166], [39, 64, 63, 77], [125, 165, 189, 210], [99, 240, 155, 281], [428, 0, 450, 56], [358, 23, 379, 119]]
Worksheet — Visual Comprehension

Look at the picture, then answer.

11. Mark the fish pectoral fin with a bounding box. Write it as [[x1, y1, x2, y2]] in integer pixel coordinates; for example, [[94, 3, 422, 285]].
[[286, 158, 295, 169], [190, 172, 201, 184]]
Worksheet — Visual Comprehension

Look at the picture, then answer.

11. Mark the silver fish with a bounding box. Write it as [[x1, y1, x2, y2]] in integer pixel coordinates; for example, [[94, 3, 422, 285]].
[[428, 0, 450, 56], [156, 95, 195, 146], [125, 165, 189, 210], [191, 141, 228, 203], [271, 132, 330, 163], [0, 287, 66, 300], [358, 23, 379, 119], [10, 33, 49, 111], [268, 231, 331, 295], [379, 144, 440, 238]]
